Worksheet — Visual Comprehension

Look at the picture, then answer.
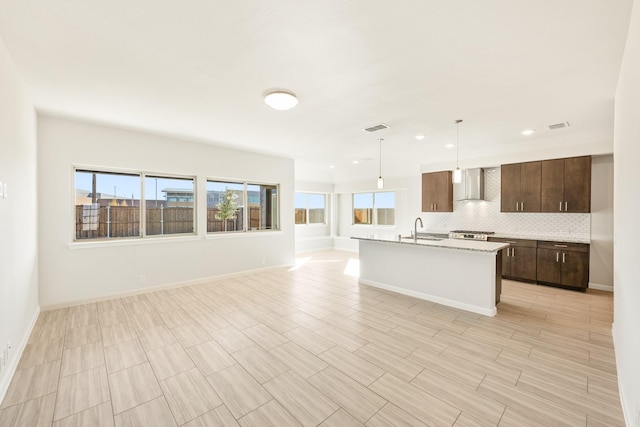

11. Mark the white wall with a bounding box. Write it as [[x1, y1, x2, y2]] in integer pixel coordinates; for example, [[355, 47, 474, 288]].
[[590, 155, 614, 289], [294, 181, 333, 253], [333, 176, 418, 252], [0, 37, 39, 402], [613, 1, 640, 425], [38, 116, 295, 307]]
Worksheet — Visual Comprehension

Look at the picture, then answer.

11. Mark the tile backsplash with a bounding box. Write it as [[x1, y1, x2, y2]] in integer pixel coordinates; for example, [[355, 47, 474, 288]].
[[421, 167, 591, 239]]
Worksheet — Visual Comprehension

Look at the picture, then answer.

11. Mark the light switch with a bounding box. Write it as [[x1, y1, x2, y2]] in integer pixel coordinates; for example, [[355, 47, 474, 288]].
[[0, 181, 3, 198], [2, 182, 6, 199]]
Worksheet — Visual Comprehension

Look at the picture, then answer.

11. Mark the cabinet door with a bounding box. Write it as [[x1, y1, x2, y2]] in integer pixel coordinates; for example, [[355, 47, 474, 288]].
[[561, 250, 589, 288], [501, 163, 521, 212], [536, 248, 561, 284], [541, 159, 565, 212], [520, 161, 541, 212], [564, 156, 591, 213], [510, 246, 537, 281], [501, 249, 511, 277], [421, 173, 434, 212], [432, 171, 453, 212], [422, 171, 452, 212]]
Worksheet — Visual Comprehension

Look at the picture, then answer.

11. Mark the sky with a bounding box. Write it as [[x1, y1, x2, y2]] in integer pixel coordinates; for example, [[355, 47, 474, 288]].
[[75, 171, 263, 201]]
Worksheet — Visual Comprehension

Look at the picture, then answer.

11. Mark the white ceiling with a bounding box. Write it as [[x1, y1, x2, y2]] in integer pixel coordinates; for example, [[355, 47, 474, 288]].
[[0, 0, 633, 183]]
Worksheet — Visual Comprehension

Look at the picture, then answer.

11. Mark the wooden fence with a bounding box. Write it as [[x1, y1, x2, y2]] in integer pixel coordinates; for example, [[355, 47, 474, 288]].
[[353, 208, 394, 225], [75, 205, 264, 238]]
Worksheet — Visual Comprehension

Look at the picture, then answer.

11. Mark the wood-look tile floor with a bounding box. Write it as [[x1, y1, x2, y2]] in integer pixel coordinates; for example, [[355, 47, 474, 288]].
[[0, 250, 624, 426]]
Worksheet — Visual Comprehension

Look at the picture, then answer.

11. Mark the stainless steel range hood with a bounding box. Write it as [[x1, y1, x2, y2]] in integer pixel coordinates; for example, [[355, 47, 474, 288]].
[[459, 168, 485, 201]]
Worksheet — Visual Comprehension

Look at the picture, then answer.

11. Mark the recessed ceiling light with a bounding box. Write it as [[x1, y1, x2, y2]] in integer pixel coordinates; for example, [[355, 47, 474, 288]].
[[352, 160, 359, 164], [521, 129, 535, 136], [329, 165, 335, 169], [415, 135, 425, 140], [445, 143, 454, 148], [264, 90, 298, 110]]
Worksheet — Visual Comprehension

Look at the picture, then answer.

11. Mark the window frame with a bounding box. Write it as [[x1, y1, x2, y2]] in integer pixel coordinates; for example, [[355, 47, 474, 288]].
[[72, 166, 197, 242], [295, 192, 327, 226], [352, 191, 396, 227], [206, 178, 281, 234]]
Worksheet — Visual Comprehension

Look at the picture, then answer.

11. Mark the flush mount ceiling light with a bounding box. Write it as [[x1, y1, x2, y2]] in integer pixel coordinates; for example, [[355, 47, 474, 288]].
[[453, 119, 463, 184], [521, 129, 535, 136], [263, 90, 298, 110], [445, 143, 455, 148], [415, 135, 425, 140], [377, 138, 384, 189]]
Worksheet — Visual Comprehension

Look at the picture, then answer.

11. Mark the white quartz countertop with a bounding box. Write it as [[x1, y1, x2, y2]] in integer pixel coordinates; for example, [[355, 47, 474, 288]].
[[491, 233, 590, 244], [352, 235, 509, 253]]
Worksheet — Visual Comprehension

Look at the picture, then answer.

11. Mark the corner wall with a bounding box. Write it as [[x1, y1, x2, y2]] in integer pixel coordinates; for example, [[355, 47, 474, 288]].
[[0, 37, 40, 402], [613, 0, 640, 424], [37, 116, 295, 307]]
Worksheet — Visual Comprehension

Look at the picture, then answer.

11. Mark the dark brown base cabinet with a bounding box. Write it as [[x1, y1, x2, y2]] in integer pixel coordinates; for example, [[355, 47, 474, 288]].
[[536, 241, 590, 291], [489, 238, 590, 291], [489, 238, 537, 282]]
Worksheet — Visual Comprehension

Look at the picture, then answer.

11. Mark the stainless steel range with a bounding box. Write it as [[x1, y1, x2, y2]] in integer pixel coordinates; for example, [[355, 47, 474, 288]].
[[448, 230, 495, 241]]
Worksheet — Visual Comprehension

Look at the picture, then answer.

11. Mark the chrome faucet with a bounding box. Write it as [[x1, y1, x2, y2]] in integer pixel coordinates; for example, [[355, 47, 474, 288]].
[[414, 217, 423, 243]]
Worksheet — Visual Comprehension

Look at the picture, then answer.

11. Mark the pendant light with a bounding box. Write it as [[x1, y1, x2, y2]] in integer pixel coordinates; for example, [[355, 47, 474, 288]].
[[377, 138, 384, 189], [453, 119, 463, 184]]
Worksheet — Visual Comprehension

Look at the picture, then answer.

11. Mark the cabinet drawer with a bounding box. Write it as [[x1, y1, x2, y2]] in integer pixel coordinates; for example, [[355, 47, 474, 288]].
[[488, 237, 537, 248], [537, 240, 589, 252]]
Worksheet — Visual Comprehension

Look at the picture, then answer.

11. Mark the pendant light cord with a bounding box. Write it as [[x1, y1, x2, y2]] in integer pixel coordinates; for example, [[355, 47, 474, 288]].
[[379, 138, 383, 178], [455, 120, 462, 168]]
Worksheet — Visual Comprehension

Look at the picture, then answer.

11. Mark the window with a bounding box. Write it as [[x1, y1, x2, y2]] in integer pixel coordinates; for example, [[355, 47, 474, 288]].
[[295, 193, 326, 225], [207, 181, 244, 233], [353, 191, 395, 226], [206, 180, 280, 233], [248, 183, 279, 230], [74, 168, 196, 240], [146, 175, 195, 236], [75, 170, 141, 239]]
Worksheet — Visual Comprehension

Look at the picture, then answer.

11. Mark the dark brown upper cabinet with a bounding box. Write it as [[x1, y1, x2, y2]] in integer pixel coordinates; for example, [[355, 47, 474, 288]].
[[541, 156, 591, 213], [421, 171, 453, 212], [500, 161, 541, 212]]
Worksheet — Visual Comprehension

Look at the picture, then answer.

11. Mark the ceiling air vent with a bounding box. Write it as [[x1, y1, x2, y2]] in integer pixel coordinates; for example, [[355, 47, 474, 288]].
[[363, 123, 389, 132], [548, 121, 571, 130]]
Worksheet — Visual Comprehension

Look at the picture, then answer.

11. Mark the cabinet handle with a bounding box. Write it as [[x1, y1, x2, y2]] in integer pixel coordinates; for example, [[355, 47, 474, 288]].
[[562, 253, 566, 263], [506, 241, 518, 244], [505, 248, 509, 256], [556, 252, 559, 262], [521, 202, 524, 211], [512, 248, 515, 257], [516, 202, 519, 211], [565, 201, 568, 211], [554, 244, 568, 248], [559, 202, 562, 211]]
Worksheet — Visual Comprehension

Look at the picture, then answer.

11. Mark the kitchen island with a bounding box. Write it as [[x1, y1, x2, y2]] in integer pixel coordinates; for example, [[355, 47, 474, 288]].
[[353, 235, 509, 316]]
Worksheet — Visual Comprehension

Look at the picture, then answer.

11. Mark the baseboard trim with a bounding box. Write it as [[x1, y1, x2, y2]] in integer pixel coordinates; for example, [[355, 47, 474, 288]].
[[0, 306, 40, 406], [40, 264, 290, 311], [358, 278, 496, 317], [589, 282, 614, 292]]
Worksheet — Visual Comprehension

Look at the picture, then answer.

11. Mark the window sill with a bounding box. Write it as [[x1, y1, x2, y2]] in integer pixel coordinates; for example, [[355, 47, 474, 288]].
[[206, 230, 283, 240], [68, 234, 202, 250]]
